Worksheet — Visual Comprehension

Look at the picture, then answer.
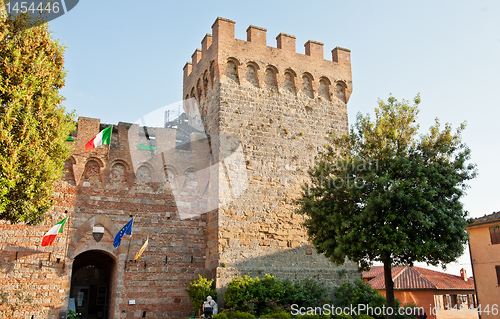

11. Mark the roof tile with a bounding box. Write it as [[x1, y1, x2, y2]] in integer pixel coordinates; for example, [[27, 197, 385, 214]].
[[363, 266, 475, 290]]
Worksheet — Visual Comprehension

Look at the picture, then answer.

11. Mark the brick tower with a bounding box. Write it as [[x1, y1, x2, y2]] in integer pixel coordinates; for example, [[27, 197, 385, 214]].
[[183, 17, 359, 299]]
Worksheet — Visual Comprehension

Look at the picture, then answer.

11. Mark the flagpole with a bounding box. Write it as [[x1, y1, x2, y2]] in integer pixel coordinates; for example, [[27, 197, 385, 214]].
[[63, 213, 70, 260], [125, 233, 133, 269], [107, 125, 113, 161]]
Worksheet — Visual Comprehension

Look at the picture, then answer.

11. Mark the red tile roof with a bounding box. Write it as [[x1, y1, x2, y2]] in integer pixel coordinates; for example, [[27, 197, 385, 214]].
[[363, 266, 475, 290], [362, 265, 384, 279], [471, 211, 500, 225]]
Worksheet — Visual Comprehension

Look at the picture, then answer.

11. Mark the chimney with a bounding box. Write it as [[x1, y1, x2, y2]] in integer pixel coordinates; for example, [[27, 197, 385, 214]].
[[460, 268, 467, 281]]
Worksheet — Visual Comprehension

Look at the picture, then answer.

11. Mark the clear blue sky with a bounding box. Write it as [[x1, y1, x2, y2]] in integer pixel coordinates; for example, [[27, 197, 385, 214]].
[[49, 0, 500, 275]]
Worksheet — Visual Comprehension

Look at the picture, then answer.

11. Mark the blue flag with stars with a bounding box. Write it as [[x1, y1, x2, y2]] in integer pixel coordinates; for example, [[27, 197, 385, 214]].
[[113, 218, 134, 249]]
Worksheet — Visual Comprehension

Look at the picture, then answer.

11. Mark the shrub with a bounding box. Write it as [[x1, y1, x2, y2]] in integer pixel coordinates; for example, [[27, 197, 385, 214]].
[[224, 274, 327, 317], [297, 314, 330, 319], [357, 315, 375, 319], [213, 313, 228, 319], [331, 314, 352, 319], [226, 310, 255, 318], [185, 275, 216, 315], [67, 310, 79, 319], [260, 311, 291, 318]]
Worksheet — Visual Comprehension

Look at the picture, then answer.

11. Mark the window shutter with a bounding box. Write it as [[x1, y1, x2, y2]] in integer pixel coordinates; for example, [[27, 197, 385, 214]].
[[496, 265, 500, 285], [489, 226, 500, 244]]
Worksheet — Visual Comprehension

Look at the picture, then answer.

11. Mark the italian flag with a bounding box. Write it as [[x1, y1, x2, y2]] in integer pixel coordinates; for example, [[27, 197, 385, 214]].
[[85, 126, 112, 150], [41, 218, 67, 247]]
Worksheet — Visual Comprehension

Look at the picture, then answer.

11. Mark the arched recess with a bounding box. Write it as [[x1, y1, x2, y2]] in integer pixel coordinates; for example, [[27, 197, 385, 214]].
[[196, 78, 203, 102], [246, 61, 260, 88], [265, 65, 278, 92], [181, 168, 199, 195], [70, 250, 117, 319], [133, 163, 154, 193], [225, 57, 240, 84], [80, 157, 105, 188], [190, 87, 196, 102], [156, 165, 178, 194], [203, 70, 209, 96], [64, 156, 77, 185], [164, 165, 177, 184], [67, 213, 124, 319], [335, 80, 347, 103], [283, 69, 297, 95], [105, 160, 130, 190], [209, 61, 216, 87], [319, 77, 331, 101], [302, 72, 314, 98]]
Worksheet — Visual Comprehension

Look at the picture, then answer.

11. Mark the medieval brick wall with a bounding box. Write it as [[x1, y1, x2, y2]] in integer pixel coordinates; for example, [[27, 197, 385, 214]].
[[183, 17, 360, 301], [0, 118, 208, 319]]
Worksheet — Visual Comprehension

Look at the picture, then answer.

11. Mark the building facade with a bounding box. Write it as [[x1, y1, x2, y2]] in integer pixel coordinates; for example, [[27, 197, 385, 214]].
[[467, 211, 500, 319], [364, 266, 478, 319], [0, 17, 359, 319]]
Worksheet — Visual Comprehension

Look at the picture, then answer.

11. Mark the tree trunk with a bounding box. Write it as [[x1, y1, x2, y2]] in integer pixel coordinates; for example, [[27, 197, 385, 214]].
[[384, 255, 395, 319]]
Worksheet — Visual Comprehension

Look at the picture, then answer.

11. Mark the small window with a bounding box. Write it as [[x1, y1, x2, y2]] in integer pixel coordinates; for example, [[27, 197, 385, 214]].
[[496, 265, 500, 285], [490, 226, 500, 244]]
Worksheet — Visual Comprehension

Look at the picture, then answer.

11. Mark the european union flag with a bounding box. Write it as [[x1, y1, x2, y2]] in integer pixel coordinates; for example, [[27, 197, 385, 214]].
[[113, 218, 134, 249]]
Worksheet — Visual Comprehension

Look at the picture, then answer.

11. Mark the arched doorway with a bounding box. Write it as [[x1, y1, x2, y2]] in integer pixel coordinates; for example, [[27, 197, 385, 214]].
[[70, 250, 116, 319]]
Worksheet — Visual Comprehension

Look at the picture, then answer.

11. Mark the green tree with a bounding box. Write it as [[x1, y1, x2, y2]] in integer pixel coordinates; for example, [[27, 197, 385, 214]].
[[0, 8, 75, 224], [296, 95, 476, 319]]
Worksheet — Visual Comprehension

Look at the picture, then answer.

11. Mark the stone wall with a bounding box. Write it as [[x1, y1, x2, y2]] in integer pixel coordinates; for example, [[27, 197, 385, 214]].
[[183, 17, 360, 301]]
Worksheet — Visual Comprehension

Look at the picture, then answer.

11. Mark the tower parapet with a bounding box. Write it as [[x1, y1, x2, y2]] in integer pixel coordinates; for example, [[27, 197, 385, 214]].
[[183, 17, 352, 107]]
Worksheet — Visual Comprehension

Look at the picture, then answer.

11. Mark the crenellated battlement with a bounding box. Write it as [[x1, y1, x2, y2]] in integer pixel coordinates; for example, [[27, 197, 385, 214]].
[[183, 17, 352, 108]]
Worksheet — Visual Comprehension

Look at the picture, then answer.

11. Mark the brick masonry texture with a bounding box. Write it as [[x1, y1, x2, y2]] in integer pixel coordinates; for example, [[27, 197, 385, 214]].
[[0, 17, 359, 319]]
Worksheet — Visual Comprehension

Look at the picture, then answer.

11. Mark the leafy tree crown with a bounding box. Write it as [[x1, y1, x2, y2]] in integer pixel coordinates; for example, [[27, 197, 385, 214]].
[[296, 94, 476, 270], [0, 9, 76, 224]]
